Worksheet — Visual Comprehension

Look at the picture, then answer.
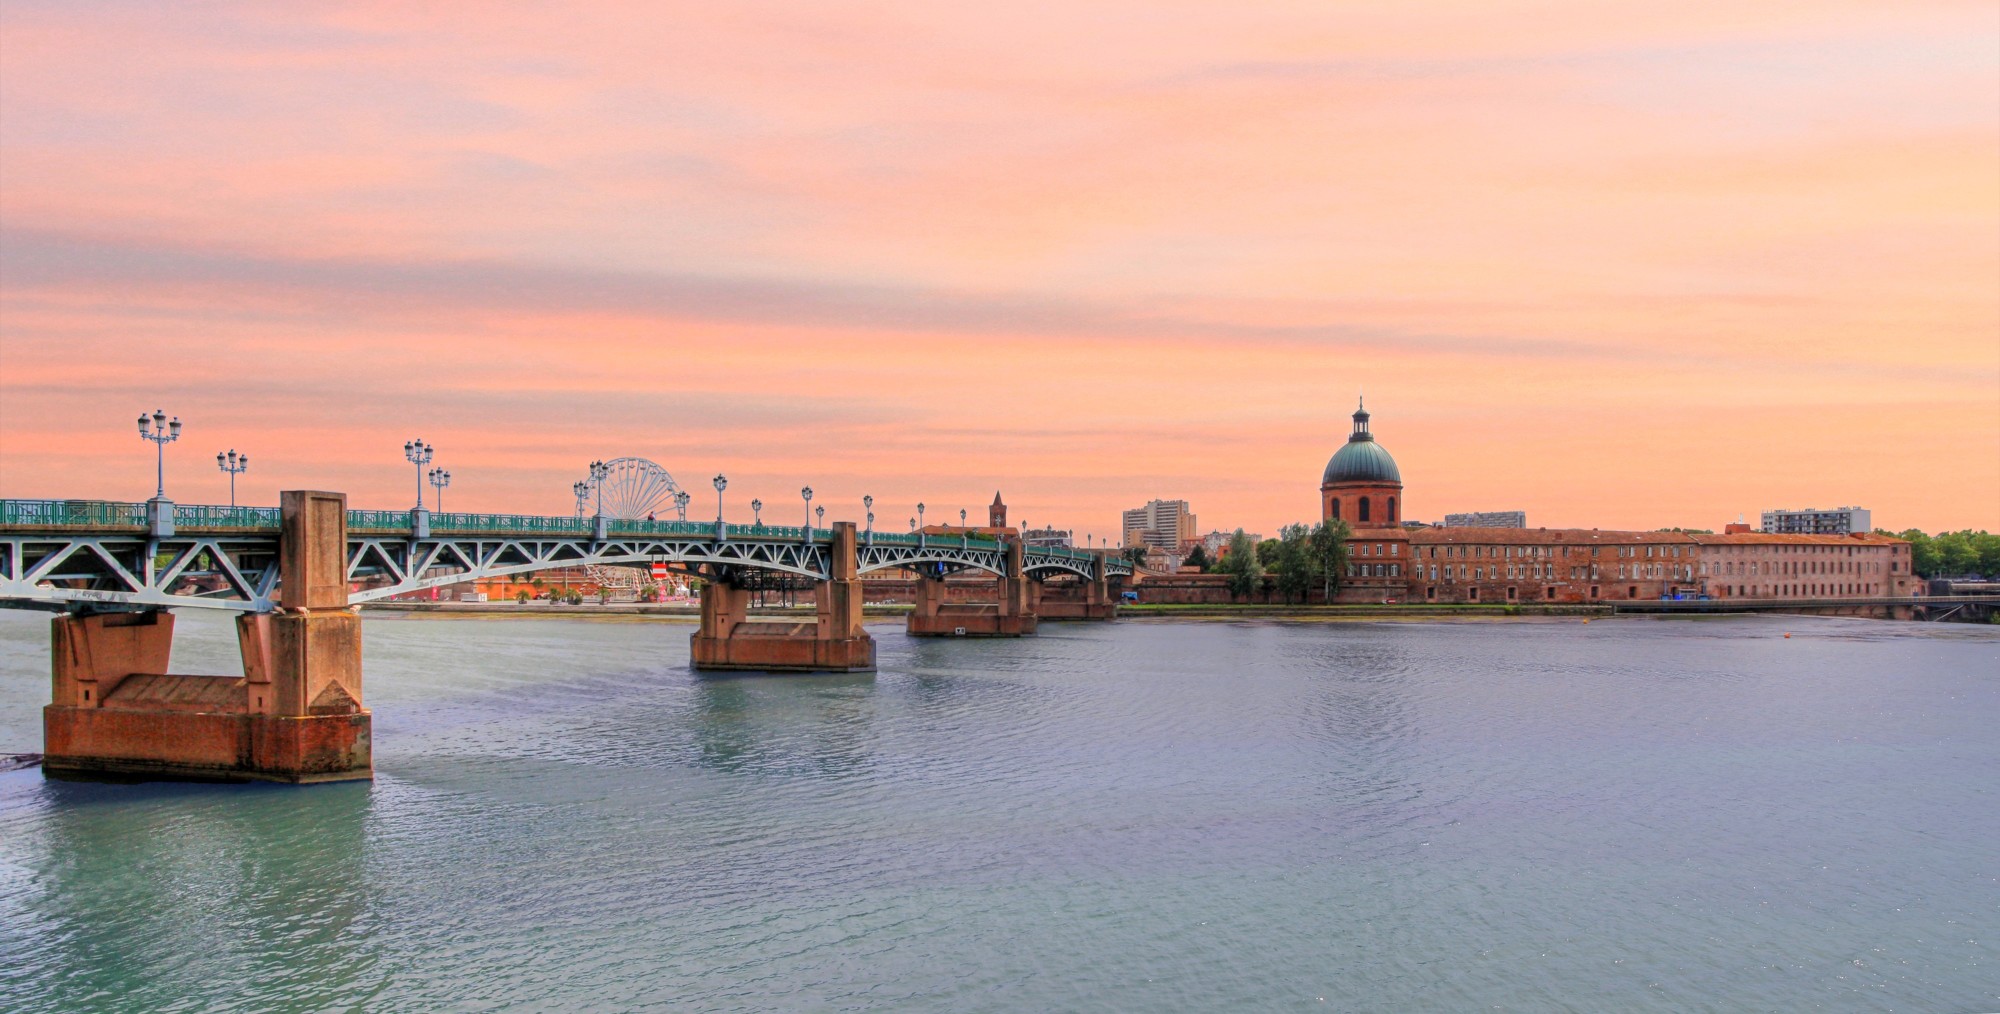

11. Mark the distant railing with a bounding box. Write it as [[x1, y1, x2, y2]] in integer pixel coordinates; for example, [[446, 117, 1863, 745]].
[[0, 500, 1053, 556], [176, 505, 282, 528], [1, 499, 149, 528]]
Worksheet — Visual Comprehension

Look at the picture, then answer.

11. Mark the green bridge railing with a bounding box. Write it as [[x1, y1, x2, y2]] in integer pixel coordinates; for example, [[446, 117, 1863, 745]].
[[0, 500, 1108, 565]]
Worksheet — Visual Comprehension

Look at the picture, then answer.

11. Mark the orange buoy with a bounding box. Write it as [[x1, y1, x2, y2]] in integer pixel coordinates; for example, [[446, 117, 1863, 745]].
[[1784, 633, 1791, 639]]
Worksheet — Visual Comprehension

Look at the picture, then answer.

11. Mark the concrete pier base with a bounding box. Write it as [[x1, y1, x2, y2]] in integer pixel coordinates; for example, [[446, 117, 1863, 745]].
[[691, 522, 876, 672], [908, 539, 1038, 637], [40, 491, 372, 784]]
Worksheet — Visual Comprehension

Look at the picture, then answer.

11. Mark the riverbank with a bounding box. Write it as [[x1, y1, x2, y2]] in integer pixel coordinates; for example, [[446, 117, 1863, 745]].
[[362, 600, 1612, 622], [1117, 602, 1612, 621], [363, 600, 915, 619]]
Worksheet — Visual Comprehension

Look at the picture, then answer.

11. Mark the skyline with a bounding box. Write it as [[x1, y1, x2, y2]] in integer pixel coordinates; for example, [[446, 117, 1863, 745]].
[[2, 2, 1995, 540]]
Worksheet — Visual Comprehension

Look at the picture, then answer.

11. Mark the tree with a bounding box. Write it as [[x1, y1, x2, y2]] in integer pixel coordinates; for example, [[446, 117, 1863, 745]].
[[1308, 518, 1353, 602], [1184, 544, 1211, 572], [1121, 545, 1151, 569], [1274, 524, 1313, 604], [1217, 529, 1262, 599], [1255, 538, 1283, 568]]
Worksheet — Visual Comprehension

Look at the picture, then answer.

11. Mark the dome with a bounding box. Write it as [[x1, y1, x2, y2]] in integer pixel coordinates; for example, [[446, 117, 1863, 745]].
[[1323, 439, 1401, 485], [1321, 398, 1402, 485]]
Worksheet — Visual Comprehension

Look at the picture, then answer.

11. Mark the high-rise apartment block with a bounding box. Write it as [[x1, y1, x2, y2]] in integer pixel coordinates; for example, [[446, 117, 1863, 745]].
[[1444, 511, 1526, 529], [1761, 506, 1871, 536], [1122, 499, 1197, 552]]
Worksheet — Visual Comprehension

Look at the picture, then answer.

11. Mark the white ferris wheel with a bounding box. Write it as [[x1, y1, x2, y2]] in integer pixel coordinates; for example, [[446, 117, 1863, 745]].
[[581, 457, 681, 519]]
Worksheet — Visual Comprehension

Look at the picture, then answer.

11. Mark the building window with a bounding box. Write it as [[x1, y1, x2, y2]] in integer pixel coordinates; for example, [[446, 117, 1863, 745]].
[[1359, 497, 1371, 522], [1387, 497, 1396, 522], [1330, 499, 1340, 520]]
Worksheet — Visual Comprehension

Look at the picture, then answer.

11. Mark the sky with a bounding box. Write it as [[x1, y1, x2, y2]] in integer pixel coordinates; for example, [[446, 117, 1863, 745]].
[[1, 1, 1995, 541]]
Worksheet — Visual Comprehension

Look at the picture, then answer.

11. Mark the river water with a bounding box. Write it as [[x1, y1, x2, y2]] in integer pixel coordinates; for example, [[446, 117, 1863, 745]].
[[0, 610, 1994, 1012]]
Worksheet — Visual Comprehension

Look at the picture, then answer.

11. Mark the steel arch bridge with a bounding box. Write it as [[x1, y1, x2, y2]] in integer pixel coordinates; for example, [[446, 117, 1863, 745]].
[[0, 500, 1129, 613]]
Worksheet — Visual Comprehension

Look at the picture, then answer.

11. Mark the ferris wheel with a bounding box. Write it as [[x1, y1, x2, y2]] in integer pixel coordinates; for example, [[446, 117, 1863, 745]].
[[584, 457, 681, 519]]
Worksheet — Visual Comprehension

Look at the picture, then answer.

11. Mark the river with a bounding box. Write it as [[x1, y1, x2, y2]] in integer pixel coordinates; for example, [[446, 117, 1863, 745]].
[[1, 610, 1994, 1012]]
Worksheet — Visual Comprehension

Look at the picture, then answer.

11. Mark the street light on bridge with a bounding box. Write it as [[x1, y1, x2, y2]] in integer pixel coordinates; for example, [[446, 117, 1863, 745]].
[[816, 505, 824, 528], [428, 467, 451, 513], [750, 498, 763, 527], [215, 449, 247, 508], [674, 489, 691, 522], [138, 409, 181, 500], [712, 475, 728, 540], [403, 439, 433, 511], [573, 481, 590, 519], [588, 460, 609, 517], [801, 486, 813, 535]]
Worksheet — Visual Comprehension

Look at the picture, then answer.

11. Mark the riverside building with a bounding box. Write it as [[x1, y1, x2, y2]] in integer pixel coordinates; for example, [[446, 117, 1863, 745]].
[[1318, 401, 1917, 604]]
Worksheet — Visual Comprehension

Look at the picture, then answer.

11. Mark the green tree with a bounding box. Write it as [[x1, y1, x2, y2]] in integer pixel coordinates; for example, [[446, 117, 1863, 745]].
[[1255, 538, 1282, 568], [1217, 529, 1262, 599], [1184, 544, 1211, 572], [1274, 524, 1314, 603], [1308, 518, 1353, 601], [1121, 545, 1151, 569]]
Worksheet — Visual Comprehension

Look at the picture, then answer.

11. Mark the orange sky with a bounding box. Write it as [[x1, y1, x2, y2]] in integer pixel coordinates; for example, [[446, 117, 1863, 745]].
[[2, 1, 1995, 540]]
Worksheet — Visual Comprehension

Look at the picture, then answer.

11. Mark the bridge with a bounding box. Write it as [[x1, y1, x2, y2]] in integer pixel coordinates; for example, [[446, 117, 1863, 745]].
[[1, 493, 1130, 785]]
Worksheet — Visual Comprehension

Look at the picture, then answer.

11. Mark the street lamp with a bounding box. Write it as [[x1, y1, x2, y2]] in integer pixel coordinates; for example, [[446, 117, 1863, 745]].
[[588, 460, 609, 517], [573, 480, 590, 518], [801, 486, 813, 534], [403, 439, 433, 510], [138, 409, 182, 500], [712, 474, 727, 539], [428, 467, 451, 513], [960, 508, 967, 528], [815, 505, 824, 527], [215, 449, 248, 508], [674, 489, 690, 522], [917, 502, 926, 529], [751, 498, 763, 526]]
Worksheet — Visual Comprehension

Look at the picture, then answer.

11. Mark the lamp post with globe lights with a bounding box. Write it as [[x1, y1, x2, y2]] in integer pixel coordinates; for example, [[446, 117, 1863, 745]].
[[138, 409, 181, 500], [428, 468, 451, 513], [138, 410, 182, 537], [675, 489, 691, 522], [573, 481, 590, 519], [751, 498, 763, 527], [863, 494, 874, 546], [403, 440, 433, 511], [215, 449, 248, 508], [712, 475, 728, 541], [801, 486, 814, 543]]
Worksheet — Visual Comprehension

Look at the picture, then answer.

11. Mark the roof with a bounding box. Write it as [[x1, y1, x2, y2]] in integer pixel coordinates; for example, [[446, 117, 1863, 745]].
[[1322, 438, 1402, 485], [1692, 531, 1905, 547], [1410, 527, 1693, 546], [1404, 527, 1908, 548]]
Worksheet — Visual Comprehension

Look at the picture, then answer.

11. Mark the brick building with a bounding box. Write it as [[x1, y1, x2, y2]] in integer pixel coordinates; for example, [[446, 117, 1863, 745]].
[[1318, 401, 1916, 604]]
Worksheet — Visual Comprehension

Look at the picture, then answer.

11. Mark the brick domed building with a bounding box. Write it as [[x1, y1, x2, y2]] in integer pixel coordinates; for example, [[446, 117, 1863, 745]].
[[1322, 398, 1411, 602], [1321, 398, 1402, 527]]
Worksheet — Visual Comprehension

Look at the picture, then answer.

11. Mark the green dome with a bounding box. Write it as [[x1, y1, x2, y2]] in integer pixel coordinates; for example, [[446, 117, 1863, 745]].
[[1321, 399, 1402, 485], [1323, 438, 1401, 485]]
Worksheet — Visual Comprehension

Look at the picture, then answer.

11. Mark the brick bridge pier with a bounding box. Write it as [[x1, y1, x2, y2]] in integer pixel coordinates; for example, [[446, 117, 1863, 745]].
[[691, 521, 875, 671], [43, 491, 372, 783]]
